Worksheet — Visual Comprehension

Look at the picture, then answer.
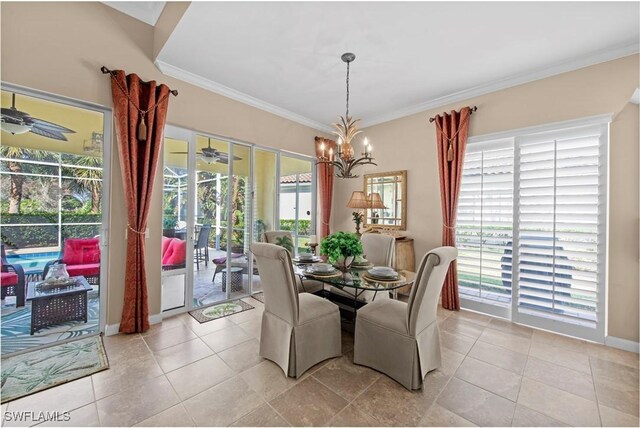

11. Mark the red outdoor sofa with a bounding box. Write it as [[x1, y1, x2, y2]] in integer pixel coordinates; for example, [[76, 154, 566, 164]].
[[162, 237, 187, 271], [44, 238, 101, 285], [1, 244, 26, 307]]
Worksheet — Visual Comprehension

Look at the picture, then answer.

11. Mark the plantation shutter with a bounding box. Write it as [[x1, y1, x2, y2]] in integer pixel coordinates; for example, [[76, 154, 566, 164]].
[[456, 141, 514, 310], [456, 117, 608, 341], [516, 124, 606, 333]]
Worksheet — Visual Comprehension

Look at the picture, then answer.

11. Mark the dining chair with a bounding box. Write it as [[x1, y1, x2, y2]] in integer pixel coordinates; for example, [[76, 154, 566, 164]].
[[330, 233, 395, 303], [353, 246, 458, 390], [264, 230, 323, 294], [251, 243, 342, 378]]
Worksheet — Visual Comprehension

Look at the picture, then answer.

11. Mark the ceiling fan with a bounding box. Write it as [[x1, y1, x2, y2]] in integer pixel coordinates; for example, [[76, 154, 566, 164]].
[[1, 93, 76, 141], [171, 138, 241, 164]]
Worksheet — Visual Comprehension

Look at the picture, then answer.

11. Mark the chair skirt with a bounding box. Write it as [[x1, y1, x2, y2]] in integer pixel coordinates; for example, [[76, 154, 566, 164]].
[[260, 309, 342, 378], [354, 317, 441, 390]]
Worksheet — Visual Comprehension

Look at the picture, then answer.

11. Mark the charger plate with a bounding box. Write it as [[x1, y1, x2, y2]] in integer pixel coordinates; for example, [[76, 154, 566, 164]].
[[362, 272, 406, 284]]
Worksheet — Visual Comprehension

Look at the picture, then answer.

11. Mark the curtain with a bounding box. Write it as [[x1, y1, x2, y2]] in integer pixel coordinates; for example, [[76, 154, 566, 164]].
[[110, 70, 171, 333], [315, 137, 336, 238], [434, 107, 471, 310]]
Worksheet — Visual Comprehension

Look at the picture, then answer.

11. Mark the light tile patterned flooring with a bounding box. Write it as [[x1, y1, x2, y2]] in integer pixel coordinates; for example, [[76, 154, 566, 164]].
[[3, 300, 639, 427]]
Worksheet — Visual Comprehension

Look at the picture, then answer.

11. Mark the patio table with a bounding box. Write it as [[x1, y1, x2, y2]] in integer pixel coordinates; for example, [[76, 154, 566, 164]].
[[26, 276, 92, 335]]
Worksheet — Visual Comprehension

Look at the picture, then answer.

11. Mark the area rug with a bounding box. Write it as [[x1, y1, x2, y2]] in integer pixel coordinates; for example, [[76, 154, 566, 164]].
[[189, 300, 254, 323], [251, 292, 265, 304], [1, 335, 109, 404], [1, 291, 100, 356]]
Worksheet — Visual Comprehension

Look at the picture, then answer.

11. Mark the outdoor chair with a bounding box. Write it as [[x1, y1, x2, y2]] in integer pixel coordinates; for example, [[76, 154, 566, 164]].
[[194, 224, 211, 270], [1, 244, 26, 307], [44, 238, 101, 285]]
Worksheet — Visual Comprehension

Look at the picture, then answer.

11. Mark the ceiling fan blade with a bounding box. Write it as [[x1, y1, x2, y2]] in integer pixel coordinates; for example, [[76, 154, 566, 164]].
[[30, 117, 75, 134], [30, 126, 68, 141]]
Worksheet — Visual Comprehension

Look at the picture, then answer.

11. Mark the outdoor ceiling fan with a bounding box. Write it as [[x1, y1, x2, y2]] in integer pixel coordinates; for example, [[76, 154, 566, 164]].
[[171, 138, 241, 164], [1, 93, 76, 141]]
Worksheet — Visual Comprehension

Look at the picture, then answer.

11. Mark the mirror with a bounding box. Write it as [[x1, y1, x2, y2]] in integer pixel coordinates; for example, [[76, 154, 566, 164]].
[[363, 170, 407, 230]]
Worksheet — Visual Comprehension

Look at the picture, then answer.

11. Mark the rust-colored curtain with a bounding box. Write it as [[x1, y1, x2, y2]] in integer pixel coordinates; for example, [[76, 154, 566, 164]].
[[435, 107, 471, 310], [315, 137, 336, 238], [110, 71, 171, 333]]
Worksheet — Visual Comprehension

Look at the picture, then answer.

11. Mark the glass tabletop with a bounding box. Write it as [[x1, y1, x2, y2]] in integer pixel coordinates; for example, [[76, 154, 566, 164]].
[[294, 265, 415, 291], [27, 276, 92, 300]]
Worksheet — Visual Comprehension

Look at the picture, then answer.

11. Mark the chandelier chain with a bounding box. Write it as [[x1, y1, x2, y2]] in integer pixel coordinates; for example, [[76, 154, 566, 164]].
[[346, 61, 350, 118]]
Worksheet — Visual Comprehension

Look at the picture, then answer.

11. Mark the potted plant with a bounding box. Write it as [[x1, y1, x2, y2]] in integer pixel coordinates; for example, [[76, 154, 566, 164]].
[[320, 231, 363, 271], [162, 216, 178, 238]]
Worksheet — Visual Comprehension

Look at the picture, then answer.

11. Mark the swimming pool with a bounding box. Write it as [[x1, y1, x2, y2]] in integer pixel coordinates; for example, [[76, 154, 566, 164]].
[[5, 251, 60, 274]]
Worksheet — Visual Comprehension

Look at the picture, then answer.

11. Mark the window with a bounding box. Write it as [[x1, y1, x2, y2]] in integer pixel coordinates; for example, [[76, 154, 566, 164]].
[[456, 117, 608, 341]]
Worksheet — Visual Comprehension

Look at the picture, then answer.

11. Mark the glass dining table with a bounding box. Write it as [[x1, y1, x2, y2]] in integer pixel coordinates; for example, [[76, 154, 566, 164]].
[[293, 262, 416, 319]]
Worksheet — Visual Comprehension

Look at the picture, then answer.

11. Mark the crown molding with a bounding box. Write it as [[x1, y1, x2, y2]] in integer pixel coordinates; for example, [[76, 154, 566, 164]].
[[361, 41, 639, 129], [155, 60, 333, 133]]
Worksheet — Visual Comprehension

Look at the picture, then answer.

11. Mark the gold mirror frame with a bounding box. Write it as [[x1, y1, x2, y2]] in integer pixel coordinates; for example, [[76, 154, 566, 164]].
[[363, 170, 407, 231]]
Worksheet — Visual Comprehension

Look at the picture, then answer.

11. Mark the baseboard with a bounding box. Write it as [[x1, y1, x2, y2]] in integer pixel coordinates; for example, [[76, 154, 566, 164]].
[[104, 313, 163, 336], [605, 335, 640, 353]]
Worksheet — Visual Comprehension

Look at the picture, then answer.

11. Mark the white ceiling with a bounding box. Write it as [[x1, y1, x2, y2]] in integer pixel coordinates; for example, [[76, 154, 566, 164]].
[[153, 2, 639, 131], [103, 1, 166, 26]]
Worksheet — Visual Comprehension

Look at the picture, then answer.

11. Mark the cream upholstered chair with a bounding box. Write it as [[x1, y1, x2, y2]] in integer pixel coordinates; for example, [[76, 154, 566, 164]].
[[353, 246, 458, 390], [251, 243, 342, 378], [264, 230, 323, 294], [330, 233, 395, 302]]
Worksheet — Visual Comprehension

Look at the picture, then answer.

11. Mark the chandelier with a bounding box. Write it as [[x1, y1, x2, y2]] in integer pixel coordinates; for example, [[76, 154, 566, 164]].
[[317, 53, 376, 178]]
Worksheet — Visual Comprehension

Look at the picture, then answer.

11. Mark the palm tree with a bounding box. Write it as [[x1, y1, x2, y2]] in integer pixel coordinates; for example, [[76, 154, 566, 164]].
[[67, 155, 103, 213], [0, 146, 49, 214]]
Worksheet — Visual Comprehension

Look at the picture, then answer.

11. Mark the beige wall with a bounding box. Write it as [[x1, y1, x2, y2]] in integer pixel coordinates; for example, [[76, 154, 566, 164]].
[[0, 2, 322, 327], [332, 55, 640, 342]]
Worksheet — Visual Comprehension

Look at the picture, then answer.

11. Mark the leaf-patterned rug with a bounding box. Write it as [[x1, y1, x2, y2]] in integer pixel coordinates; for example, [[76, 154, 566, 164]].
[[251, 292, 265, 304], [189, 300, 254, 323], [1, 335, 109, 404]]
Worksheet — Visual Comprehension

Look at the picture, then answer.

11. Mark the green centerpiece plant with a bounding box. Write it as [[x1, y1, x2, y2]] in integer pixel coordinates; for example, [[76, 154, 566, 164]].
[[320, 231, 363, 270]]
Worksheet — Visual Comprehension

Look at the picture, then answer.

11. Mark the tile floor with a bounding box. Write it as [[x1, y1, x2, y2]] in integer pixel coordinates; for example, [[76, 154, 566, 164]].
[[3, 299, 639, 427]]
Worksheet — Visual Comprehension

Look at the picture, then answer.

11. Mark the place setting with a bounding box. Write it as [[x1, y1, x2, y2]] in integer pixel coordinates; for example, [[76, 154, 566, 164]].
[[350, 255, 374, 270], [361, 266, 406, 284], [292, 252, 321, 264], [304, 262, 342, 279]]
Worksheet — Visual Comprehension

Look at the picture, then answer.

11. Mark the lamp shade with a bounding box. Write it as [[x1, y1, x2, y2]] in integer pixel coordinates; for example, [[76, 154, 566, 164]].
[[347, 191, 370, 209], [369, 192, 386, 209]]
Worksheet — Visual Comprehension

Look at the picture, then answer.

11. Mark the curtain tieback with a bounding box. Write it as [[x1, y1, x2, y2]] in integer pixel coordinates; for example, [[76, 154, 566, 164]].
[[127, 224, 146, 235], [442, 223, 456, 230]]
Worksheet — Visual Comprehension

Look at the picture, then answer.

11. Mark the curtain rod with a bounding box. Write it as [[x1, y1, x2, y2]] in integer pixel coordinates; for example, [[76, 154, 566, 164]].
[[100, 66, 179, 96], [429, 106, 477, 123]]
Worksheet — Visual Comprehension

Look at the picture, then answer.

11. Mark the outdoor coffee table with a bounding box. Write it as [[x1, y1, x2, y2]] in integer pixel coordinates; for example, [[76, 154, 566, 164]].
[[26, 276, 92, 335]]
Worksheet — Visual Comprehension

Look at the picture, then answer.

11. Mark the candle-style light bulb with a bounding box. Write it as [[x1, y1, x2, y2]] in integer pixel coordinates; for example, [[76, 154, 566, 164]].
[[320, 142, 325, 158], [329, 147, 334, 160], [363, 137, 369, 147]]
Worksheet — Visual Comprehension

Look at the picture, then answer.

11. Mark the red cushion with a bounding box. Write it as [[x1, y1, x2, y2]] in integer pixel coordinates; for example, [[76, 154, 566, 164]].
[[62, 238, 101, 265], [1, 271, 19, 287], [66, 263, 100, 277], [163, 239, 186, 266], [162, 237, 173, 257]]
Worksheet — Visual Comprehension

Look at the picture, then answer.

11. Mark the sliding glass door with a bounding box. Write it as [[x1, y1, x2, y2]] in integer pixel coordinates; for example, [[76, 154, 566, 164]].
[[279, 155, 315, 256], [456, 120, 608, 342], [160, 128, 315, 314], [0, 86, 110, 355]]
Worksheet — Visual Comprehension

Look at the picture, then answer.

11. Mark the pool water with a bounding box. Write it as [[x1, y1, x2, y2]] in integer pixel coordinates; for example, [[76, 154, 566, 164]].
[[5, 252, 60, 274]]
